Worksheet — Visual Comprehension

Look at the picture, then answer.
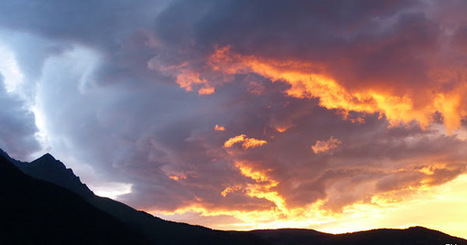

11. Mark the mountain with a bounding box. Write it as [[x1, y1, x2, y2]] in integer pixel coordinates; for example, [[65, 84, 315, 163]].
[[0, 147, 24, 165], [14, 153, 94, 197], [251, 227, 467, 245], [2, 148, 466, 245], [0, 153, 149, 244]]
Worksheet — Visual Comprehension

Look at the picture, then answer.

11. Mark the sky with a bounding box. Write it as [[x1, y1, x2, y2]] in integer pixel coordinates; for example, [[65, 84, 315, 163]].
[[0, 0, 467, 238]]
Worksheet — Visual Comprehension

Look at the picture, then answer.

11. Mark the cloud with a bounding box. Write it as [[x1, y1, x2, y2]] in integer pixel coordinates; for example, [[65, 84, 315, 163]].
[[224, 135, 247, 148], [215, 124, 225, 131], [0, 0, 466, 235], [0, 74, 40, 160], [224, 134, 267, 149], [143, 0, 467, 224], [152, 0, 467, 132], [311, 136, 342, 154]]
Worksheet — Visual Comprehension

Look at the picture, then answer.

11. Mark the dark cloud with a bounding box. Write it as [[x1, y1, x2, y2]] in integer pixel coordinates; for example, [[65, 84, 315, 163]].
[[151, 0, 466, 127], [0, 0, 165, 47]]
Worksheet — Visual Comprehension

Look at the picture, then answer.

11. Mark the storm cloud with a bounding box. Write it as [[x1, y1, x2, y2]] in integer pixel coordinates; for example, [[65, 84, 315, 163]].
[[0, 0, 466, 233]]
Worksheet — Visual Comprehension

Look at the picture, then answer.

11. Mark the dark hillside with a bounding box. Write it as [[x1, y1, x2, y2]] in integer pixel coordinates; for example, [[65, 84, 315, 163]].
[[251, 226, 467, 245], [0, 154, 149, 245]]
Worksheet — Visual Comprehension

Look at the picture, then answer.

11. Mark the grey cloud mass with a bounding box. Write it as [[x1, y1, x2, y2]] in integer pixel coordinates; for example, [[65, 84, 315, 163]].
[[0, 75, 40, 160]]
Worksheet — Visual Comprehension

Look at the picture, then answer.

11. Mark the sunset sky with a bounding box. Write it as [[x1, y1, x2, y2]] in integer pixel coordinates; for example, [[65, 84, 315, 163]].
[[1, 0, 467, 238]]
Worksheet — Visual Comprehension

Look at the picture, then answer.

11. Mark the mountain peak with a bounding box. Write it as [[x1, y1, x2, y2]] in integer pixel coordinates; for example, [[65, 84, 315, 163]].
[[23, 153, 94, 197], [31, 153, 66, 169], [38, 153, 56, 161]]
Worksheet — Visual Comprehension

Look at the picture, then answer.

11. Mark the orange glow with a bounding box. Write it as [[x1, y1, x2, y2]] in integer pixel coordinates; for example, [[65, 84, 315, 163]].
[[198, 86, 215, 95], [169, 176, 179, 181], [234, 161, 273, 183], [176, 70, 214, 95], [275, 127, 288, 133], [224, 134, 267, 149], [221, 185, 242, 197], [151, 173, 467, 239], [434, 93, 462, 132], [242, 138, 268, 149], [169, 175, 187, 181], [224, 134, 247, 148], [215, 124, 226, 131], [231, 161, 287, 213], [154, 162, 465, 224], [207, 46, 467, 132]]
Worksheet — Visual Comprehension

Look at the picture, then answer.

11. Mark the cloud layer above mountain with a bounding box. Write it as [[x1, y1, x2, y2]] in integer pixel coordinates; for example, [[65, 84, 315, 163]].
[[0, 0, 466, 236]]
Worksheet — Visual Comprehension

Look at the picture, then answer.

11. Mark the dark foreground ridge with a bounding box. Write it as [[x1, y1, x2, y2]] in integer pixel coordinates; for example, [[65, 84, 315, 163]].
[[0, 153, 149, 244], [251, 227, 467, 245], [1, 148, 466, 245]]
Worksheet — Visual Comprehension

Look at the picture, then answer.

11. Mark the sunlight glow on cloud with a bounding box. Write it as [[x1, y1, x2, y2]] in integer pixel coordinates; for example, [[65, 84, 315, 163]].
[[207, 46, 467, 133], [176, 70, 215, 95], [0, 45, 23, 94], [214, 124, 225, 131], [153, 173, 467, 239], [224, 134, 267, 149], [93, 182, 133, 200], [234, 161, 287, 213], [169, 175, 187, 181]]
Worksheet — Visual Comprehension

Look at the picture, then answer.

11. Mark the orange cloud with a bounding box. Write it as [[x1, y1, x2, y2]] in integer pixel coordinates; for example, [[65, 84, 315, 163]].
[[153, 161, 296, 225], [176, 70, 214, 95], [215, 124, 226, 131], [169, 175, 187, 181], [221, 185, 242, 197], [149, 60, 216, 95], [149, 162, 467, 238], [198, 86, 215, 95], [224, 134, 267, 149], [207, 46, 467, 132], [230, 161, 287, 213], [311, 136, 342, 154], [235, 161, 273, 183], [153, 173, 467, 237], [242, 138, 268, 149], [224, 134, 247, 148], [275, 127, 289, 133]]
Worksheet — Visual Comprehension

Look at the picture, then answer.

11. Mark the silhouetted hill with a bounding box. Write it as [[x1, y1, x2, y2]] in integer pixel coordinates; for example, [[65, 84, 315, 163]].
[[251, 227, 467, 245], [0, 147, 24, 165], [3, 148, 466, 245], [251, 228, 332, 244], [14, 153, 94, 197], [331, 226, 467, 245], [86, 195, 269, 245], [0, 153, 149, 244]]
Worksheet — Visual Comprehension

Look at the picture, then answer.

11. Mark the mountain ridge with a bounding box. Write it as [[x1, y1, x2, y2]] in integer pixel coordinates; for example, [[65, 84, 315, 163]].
[[251, 226, 467, 245], [0, 152, 150, 244], [14, 152, 95, 198]]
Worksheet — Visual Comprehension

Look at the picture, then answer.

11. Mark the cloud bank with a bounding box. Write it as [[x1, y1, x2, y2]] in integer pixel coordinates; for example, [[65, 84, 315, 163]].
[[0, 0, 466, 235]]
